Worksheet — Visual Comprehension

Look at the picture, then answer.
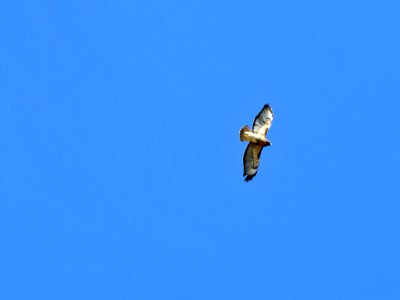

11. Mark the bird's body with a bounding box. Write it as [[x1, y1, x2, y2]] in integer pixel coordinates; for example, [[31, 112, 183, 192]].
[[239, 104, 274, 182], [240, 130, 269, 145]]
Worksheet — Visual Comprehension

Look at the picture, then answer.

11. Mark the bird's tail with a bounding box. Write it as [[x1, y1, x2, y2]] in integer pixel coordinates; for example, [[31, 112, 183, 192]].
[[240, 125, 251, 142]]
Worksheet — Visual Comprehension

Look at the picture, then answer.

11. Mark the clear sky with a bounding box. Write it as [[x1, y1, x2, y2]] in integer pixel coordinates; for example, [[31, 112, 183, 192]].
[[1, 1, 400, 299]]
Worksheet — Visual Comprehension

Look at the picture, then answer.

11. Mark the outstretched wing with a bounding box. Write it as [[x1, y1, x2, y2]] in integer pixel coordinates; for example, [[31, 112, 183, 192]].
[[252, 104, 274, 137], [243, 143, 264, 182]]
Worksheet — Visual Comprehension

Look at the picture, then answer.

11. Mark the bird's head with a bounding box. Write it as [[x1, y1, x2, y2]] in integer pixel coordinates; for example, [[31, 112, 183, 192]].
[[266, 140, 272, 146]]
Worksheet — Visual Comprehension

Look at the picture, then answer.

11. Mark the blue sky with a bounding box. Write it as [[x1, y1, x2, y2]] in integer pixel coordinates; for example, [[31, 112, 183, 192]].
[[1, 0, 400, 299]]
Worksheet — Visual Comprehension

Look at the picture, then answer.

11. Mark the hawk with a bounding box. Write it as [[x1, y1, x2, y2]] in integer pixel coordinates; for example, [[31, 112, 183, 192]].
[[239, 104, 274, 182]]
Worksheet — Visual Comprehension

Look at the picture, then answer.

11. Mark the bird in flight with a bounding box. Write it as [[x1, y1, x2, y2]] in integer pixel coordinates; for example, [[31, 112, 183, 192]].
[[239, 104, 274, 182]]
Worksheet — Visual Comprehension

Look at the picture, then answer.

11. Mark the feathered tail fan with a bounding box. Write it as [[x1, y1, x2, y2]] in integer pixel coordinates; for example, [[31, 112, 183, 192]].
[[240, 125, 251, 142]]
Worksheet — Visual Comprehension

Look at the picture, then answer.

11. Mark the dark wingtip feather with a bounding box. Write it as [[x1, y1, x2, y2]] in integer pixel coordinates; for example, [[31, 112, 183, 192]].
[[264, 104, 273, 114], [244, 173, 257, 182], [265, 104, 274, 119]]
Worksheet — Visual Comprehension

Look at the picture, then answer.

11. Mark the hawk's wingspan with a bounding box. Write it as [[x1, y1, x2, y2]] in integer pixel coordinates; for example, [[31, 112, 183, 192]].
[[243, 143, 263, 182], [252, 104, 274, 137]]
